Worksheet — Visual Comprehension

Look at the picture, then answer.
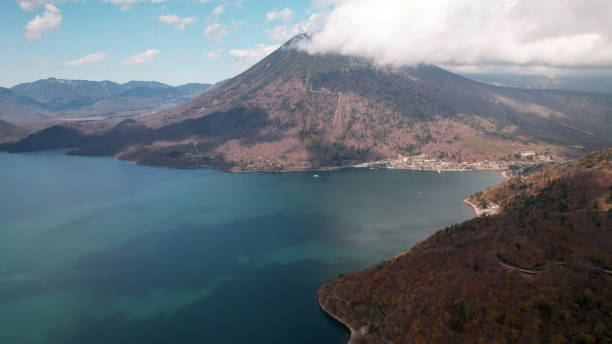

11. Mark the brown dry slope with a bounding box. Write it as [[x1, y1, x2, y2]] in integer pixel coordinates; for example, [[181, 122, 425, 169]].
[[319, 149, 612, 343], [3, 35, 612, 170]]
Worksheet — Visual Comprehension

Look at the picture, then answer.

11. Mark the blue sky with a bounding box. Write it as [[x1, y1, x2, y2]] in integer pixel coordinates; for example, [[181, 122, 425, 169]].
[[0, 0, 317, 87], [2, 1, 610, 88]]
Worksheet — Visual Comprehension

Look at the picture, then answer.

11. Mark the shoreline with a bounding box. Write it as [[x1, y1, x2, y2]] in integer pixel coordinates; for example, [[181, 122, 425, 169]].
[[321, 195, 498, 344], [463, 198, 484, 216], [501, 170, 512, 180], [6, 150, 522, 175], [321, 195, 494, 344], [318, 295, 364, 344], [229, 165, 508, 174]]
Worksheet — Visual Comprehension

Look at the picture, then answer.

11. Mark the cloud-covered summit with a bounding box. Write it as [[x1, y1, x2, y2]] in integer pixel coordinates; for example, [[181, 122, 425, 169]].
[[301, 0, 612, 72]]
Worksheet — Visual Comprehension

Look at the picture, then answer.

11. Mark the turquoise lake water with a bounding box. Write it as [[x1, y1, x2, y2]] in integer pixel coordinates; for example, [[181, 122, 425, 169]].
[[0, 151, 502, 343]]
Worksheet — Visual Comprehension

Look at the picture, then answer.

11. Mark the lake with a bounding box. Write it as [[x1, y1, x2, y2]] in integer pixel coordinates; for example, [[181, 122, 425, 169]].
[[0, 151, 502, 344]]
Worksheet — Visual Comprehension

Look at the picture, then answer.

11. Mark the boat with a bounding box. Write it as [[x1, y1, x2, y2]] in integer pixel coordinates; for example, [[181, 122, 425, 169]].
[[313, 174, 320, 178], [436, 167, 441, 174]]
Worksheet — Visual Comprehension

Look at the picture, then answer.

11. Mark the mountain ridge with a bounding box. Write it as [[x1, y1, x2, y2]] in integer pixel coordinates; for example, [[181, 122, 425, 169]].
[[0, 79, 214, 126], [3, 35, 612, 170]]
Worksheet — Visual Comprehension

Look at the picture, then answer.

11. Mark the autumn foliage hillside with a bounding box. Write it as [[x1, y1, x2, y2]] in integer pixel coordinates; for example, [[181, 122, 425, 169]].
[[319, 148, 611, 343]]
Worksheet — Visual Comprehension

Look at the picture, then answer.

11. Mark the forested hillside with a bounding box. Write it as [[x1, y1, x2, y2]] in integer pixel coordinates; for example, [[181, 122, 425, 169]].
[[320, 149, 612, 343]]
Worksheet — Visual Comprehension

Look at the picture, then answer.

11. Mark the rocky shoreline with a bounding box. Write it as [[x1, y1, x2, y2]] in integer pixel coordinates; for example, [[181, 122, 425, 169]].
[[463, 198, 485, 216], [320, 188, 501, 343], [314, 149, 612, 343], [318, 295, 363, 344]]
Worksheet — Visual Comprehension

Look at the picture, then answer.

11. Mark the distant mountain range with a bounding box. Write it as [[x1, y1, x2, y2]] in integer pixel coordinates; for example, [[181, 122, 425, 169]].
[[3, 35, 612, 170], [0, 78, 213, 124], [462, 73, 612, 94]]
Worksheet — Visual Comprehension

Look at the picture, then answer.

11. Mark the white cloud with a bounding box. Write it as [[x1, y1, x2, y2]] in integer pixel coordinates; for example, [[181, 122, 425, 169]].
[[266, 7, 293, 22], [231, 20, 245, 27], [302, 0, 612, 71], [267, 12, 327, 42], [212, 4, 224, 15], [143, 28, 155, 39], [18, 0, 168, 11], [204, 20, 244, 43], [204, 1, 242, 22], [64, 52, 108, 66], [203, 49, 223, 60], [311, 0, 335, 8], [230, 44, 280, 67], [38, 57, 52, 65], [158, 14, 197, 30], [267, 25, 300, 43], [101, 0, 165, 11], [18, 0, 63, 11], [204, 23, 229, 42], [25, 4, 62, 40], [121, 49, 160, 66]]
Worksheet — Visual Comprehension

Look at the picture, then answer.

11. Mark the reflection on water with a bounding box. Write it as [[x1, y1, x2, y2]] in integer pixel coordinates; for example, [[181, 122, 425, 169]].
[[0, 151, 502, 344]]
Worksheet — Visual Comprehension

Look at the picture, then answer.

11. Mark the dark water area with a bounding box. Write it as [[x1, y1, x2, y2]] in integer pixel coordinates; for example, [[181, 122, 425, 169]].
[[0, 151, 502, 343]]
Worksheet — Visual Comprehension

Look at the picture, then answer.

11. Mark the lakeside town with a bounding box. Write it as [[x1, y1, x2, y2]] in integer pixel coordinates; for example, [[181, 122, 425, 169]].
[[351, 150, 564, 177], [243, 150, 565, 175]]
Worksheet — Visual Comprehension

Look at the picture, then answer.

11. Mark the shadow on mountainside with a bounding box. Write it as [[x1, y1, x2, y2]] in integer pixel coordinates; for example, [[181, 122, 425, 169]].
[[302, 136, 383, 169], [1, 107, 278, 168]]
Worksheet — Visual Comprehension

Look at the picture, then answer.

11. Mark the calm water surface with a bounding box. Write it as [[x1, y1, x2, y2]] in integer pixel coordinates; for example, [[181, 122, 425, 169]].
[[0, 151, 502, 344]]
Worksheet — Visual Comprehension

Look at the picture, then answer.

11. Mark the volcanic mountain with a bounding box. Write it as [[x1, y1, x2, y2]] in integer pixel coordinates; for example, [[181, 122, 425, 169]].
[[4, 35, 612, 170]]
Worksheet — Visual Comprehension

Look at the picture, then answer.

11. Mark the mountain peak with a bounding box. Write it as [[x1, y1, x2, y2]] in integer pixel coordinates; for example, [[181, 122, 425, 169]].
[[5, 38, 612, 171], [80, 41, 612, 170], [282, 33, 311, 49]]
